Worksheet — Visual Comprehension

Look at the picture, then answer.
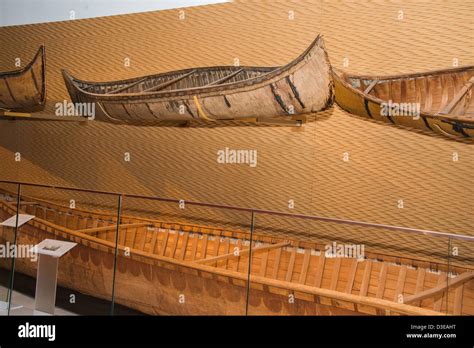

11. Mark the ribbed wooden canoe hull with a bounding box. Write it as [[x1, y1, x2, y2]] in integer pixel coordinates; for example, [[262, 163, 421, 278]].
[[0, 207, 356, 315], [0, 195, 471, 316], [0, 46, 46, 111], [333, 67, 474, 140], [62, 36, 334, 124]]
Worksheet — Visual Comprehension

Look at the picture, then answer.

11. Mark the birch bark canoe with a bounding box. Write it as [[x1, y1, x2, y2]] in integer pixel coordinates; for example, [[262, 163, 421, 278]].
[[333, 66, 474, 140], [1, 191, 472, 316], [61, 35, 334, 125], [0, 45, 46, 112]]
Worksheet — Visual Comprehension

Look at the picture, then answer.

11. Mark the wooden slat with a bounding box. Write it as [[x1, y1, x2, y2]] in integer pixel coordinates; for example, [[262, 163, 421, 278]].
[[148, 230, 158, 254], [213, 237, 221, 256], [233, 239, 243, 272], [169, 232, 179, 258], [329, 257, 342, 307], [433, 273, 447, 312], [375, 263, 388, 315], [404, 271, 474, 304], [345, 259, 358, 294], [314, 252, 326, 288], [159, 230, 169, 256], [223, 238, 230, 268], [179, 232, 190, 260], [424, 77, 433, 112], [330, 258, 342, 290], [259, 247, 269, 277], [129, 227, 137, 248], [271, 248, 283, 279], [200, 235, 208, 259], [360, 261, 372, 297], [453, 284, 464, 315], [285, 248, 297, 282], [376, 264, 388, 298], [118, 224, 126, 245], [298, 249, 311, 284], [413, 268, 426, 306], [138, 227, 147, 250], [190, 234, 198, 261], [394, 265, 407, 303]]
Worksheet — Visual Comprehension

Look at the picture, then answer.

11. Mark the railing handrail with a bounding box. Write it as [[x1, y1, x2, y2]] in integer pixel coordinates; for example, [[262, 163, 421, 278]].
[[0, 179, 473, 242]]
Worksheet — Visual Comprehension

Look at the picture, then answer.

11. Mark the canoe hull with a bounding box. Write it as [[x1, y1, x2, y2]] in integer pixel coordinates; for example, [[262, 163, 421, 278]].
[[0, 208, 357, 315], [1, 194, 470, 316], [333, 67, 474, 140], [63, 36, 334, 124]]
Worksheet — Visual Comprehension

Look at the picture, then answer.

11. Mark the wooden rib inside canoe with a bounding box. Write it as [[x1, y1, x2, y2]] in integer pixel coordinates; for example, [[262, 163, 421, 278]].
[[0, 45, 46, 112], [62, 35, 334, 125], [0, 191, 472, 316], [333, 66, 474, 140]]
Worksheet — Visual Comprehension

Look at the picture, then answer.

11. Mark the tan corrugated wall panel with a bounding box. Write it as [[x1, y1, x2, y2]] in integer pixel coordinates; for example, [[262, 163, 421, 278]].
[[0, 0, 473, 262]]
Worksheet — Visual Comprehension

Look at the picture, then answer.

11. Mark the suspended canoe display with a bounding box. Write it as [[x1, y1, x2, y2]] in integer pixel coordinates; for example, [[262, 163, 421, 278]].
[[0, 191, 472, 316], [0, 45, 46, 112], [333, 66, 474, 140], [61, 35, 334, 125]]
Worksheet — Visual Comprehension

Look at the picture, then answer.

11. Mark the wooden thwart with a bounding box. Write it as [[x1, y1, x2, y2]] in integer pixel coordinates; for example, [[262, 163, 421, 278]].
[[363, 79, 379, 94], [143, 70, 197, 93], [404, 271, 474, 304], [195, 241, 289, 265], [438, 77, 474, 115], [206, 69, 244, 86], [77, 222, 150, 234]]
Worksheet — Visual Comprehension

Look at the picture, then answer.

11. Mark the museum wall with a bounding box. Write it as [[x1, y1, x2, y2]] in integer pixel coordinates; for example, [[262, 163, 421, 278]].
[[0, 0, 472, 244]]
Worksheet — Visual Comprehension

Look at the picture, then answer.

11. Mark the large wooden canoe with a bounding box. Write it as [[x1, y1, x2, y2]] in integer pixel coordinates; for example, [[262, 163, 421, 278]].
[[61, 35, 334, 125], [333, 66, 474, 140], [0, 192, 472, 316], [0, 46, 46, 112]]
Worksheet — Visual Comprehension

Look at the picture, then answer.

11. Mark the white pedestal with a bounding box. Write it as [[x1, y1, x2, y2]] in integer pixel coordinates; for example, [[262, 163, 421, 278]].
[[31, 239, 77, 315], [0, 214, 35, 227]]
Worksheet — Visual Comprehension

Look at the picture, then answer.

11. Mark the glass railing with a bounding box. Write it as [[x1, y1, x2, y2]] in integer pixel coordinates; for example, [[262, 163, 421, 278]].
[[0, 180, 472, 316]]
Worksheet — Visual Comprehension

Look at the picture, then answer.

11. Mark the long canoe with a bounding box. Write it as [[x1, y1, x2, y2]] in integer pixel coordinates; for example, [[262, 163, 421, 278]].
[[333, 66, 474, 140], [0, 45, 46, 112], [61, 35, 334, 125], [0, 191, 472, 316]]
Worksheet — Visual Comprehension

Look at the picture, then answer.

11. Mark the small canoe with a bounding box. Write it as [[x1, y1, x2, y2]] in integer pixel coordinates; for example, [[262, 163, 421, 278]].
[[333, 66, 474, 140], [0, 191, 472, 316], [0, 45, 46, 112], [61, 35, 334, 125]]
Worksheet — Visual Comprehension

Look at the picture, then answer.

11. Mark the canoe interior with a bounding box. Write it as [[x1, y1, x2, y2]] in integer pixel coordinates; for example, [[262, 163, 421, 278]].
[[75, 66, 277, 95], [0, 192, 472, 316], [344, 67, 474, 117]]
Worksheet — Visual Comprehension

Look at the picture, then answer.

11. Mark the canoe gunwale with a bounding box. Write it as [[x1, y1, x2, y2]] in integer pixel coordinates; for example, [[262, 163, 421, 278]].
[[335, 65, 474, 82], [63, 35, 330, 101], [333, 67, 474, 124]]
